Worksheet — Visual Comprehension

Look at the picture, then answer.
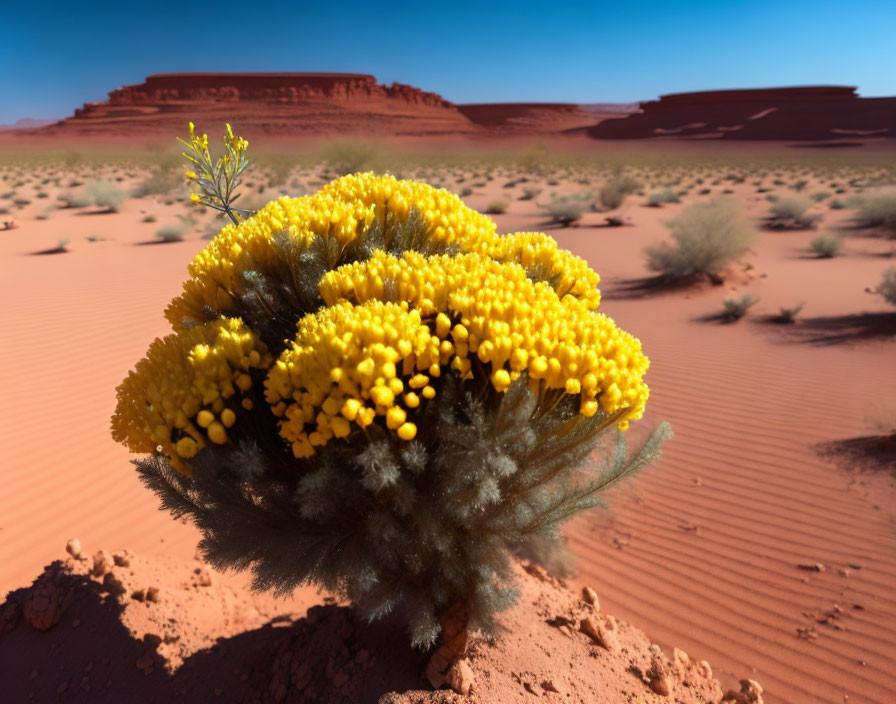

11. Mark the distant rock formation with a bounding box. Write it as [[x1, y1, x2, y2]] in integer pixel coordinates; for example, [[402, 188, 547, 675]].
[[41, 73, 479, 138], [457, 103, 606, 133], [588, 86, 896, 140]]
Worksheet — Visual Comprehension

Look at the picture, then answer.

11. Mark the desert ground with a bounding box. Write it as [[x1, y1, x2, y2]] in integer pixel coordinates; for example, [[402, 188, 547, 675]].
[[1, 137, 895, 703]]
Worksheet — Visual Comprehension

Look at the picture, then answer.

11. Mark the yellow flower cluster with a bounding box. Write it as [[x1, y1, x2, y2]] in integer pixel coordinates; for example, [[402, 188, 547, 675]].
[[485, 232, 601, 310], [112, 318, 272, 467], [165, 174, 496, 330], [283, 249, 647, 457], [224, 123, 249, 153], [264, 300, 443, 457]]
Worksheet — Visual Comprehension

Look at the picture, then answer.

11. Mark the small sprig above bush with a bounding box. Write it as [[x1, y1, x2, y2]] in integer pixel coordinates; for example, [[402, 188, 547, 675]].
[[809, 233, 843, 258], [644, 198, 756, 282], [766, 198, 821, 230], [180, 122, 251, 225], [112, 138, 669, 690]]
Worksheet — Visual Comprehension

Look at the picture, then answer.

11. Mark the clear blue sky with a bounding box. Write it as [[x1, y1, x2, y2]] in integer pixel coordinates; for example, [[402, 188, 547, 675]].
[[1, 0, 893, 123]]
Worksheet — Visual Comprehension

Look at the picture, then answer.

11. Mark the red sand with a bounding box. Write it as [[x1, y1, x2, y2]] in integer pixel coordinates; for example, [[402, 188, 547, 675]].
[[1, 545, 761, 703], [1, 155, 895, 702]]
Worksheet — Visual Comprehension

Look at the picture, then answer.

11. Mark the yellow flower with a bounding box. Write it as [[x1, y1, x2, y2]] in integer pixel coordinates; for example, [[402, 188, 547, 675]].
[[185, 171, 197, 180], [190, 193, 201, 204]]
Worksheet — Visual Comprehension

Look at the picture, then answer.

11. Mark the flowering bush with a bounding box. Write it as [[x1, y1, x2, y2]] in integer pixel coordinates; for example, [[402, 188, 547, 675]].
[[112, 124, 668, 687]]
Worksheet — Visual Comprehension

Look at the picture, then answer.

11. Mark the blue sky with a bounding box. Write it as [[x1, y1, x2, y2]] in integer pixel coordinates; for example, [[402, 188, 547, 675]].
[[1, 0, 893, 123]]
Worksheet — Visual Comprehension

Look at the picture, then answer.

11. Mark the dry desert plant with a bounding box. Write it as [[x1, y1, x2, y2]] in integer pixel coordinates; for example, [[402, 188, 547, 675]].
[[644, 197, 756, 281], [721, 293, 759, 321], [85, 181, 128, 212], [542, 193, 589, 226], [877, 266, 896, 305], [485, 200, 508, 214], [773, 302, 804, 324], [854, 188, 896, 237], [647, 189, 679, 207], [111, 124, 669, 693], [809, 233, 843, 258], [766, 198, 821, 230]]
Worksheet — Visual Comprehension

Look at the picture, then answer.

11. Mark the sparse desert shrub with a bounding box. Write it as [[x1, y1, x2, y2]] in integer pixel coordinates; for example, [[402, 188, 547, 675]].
[[854, 189, 896, 237], [142, 214, 157, 223], [766, 198, 821, 229], [647, 189, 679, 207], [829, 199, 846, 209], [543, 194, 588, 225], [485, 201, 508, 215], [155, 225, 186, 242], [519, 186, 542, 201], [596, 173, 641, 211], [809, 233, 843, 258], [85, 181, 127, 212], [112, 136, 669, 687], [133, 167, 181, 197], [792, 180, 808, 192], [644, 198, 756, 280], [721, 293, 759, 321], [460, 186, 473, 197], [877, 266, 896, 305], [322, 139, 379, 176], [811, 191, 831, 202], [58, 190, 91, 208], [773, 302, 804, 324]]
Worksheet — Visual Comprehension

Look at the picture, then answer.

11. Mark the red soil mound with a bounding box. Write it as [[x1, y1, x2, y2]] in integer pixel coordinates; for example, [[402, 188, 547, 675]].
[[588, 86, 896, 140], [0, 544, 763, 703]]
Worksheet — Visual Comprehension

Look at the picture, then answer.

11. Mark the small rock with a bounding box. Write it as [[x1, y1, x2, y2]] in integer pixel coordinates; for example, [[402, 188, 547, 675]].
[[722, 679, 765, 704], [103, 572, 126, 598], [112, 551, 130, 568], [647, 651, 671, 696], [131, 589, 146, 602], [541, 679, 560, 693], [65, 538, 82, 560], [1, 597, 23, 634], [92, 550, 113, 578], [146, 586, 161, 603], [797, 562, 826, 572], [582, 586, 599, 609], [445, 658, 475, 696], [196, 568, 213, 587], [580, 616, 613, 650], [24, 567, 74, 632], [697, 660, 712, 679]]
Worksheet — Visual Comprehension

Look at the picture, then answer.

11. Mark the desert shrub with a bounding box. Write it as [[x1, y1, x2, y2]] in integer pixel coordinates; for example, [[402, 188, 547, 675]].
[[766, 198, 821, 229], [543, 193, 589, 225], [322, 139, 379, 176], [85, 181, 127, 212], [596, 173, 641, 211], [460, 186, 473, 197], [519, 186, 542, 201], [133, 167, 181, 197], [721, 293, 759, 321], [878, 266, 896, 305], [854, 189, 896, 236], [485, 201, 508, 214], [644, 198, 756, 280], [112, 137, 669, 684], [809, 233, 843, 258], [811, 191, 831, 202], [155, 225, 186, 242], [773, 302, 804, 324], [142, 214, 157, 223], [792, 180, 808, 192], [647, 189, 679, 207], [829, 199, 846, 210]]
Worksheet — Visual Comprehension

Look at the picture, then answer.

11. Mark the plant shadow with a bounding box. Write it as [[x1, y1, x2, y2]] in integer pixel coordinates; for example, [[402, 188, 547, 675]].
[[779, 312, 896, 345], [814, 435, 896, 477], [2, 564, 428, 704], [603, 273, 718, 301]]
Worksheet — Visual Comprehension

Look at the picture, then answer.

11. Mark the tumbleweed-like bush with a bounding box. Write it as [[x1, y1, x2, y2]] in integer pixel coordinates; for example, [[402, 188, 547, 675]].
[[645, 197, 756, 281], [111, 124, 668, 687]]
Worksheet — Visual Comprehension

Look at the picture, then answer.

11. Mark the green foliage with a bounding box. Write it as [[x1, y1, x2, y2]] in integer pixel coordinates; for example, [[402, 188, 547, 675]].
[[543, 193, 589, 226], [155, 225, 186, 242], [180, 122, 251, 225], [644, 198, 756, 279], [85, 181, 127, 212], [766, 198, 821, 229], [722, 293, 759, 321], [774, 302, 804, 324], [809, 233, 843, 258], [647, 189, 679, 207], [854, 189, 896, 237], [878, 266, 896, 305], [135, 373, 671, 649]]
